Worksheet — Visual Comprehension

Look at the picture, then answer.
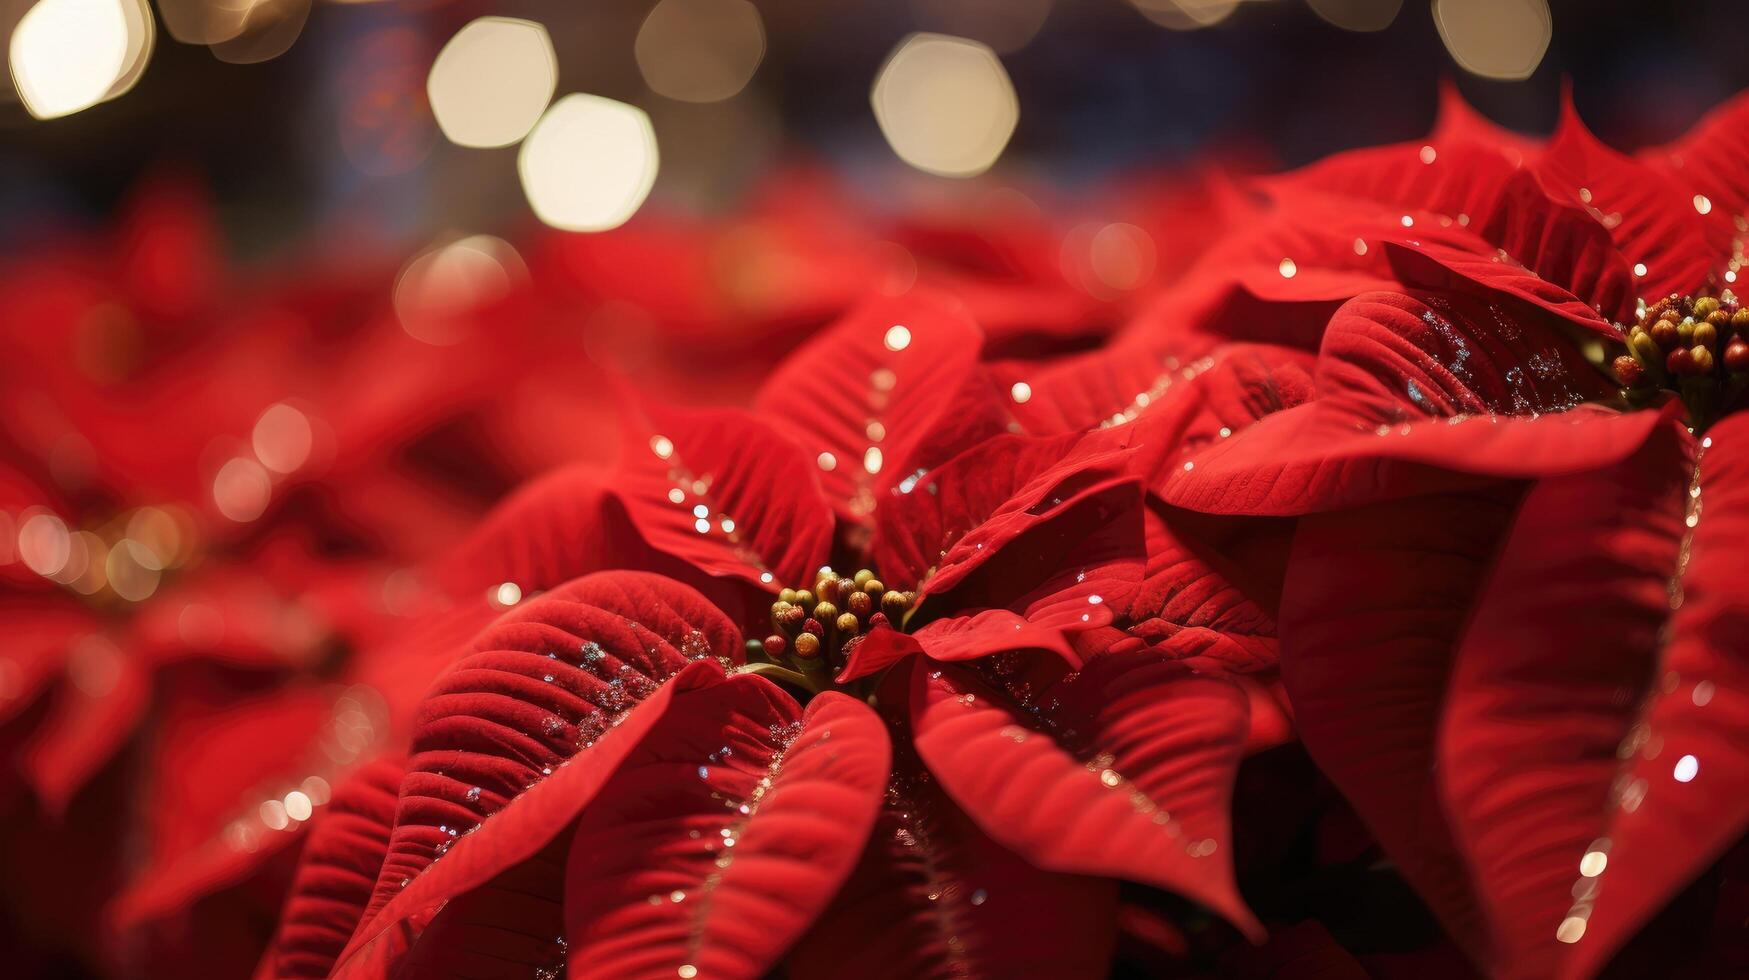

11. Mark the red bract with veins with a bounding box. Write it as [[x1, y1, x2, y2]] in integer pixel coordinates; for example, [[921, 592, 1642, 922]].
[[1152, 89, 1749, 978], [258, 291, 1279, 979]]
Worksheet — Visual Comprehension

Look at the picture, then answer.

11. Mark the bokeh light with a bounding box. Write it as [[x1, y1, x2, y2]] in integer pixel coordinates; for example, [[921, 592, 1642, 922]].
[[428, 17, 558, 149], [106, 538, 162, 602], [1307, 0, 1402, 32], [157, 0, 248, 45], [518, 94, 660, 232], [213, 456, 273, 523], [207, 0, 310, 66], [1130, 0, 1239, 31], [252, 402, 314, 475], [871, 33, 1019, 179], [909, 0, 1053, 54], [17, 511, 71, 577], [9, 0, 153, 120], [1433, 0, 1552, 81], [394, 234, 527, 345], [634, 0, 766, 104]]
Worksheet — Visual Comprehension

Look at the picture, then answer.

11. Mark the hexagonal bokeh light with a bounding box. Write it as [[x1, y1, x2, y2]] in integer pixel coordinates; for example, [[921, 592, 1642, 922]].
[[518, 94, 661, 232], [428, 17, 559, 149], [870, 33, 1019, 179]]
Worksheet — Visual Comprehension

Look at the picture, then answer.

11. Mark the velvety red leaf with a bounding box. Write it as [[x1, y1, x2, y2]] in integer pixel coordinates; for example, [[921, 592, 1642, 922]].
[[1117, 505, 1278, 675], [786, 740, 1119, 979], [1001, 343, 1314, 509], [1532, 102, 1731, 301], [883, 366, 1019, 487], [1161, 289, 1665, 515], [1275, 489, 1523, 960], [752, 290, 984, 522], [1640, 90, 1749, 217], [1236, 673, 1294, 755], [1184, 199, 1455, 305], [617, 405, 835, 589], [1261, 121, 1523, 228], [383, 840, 570, 980], [1437, 415, 1749, 979], [871, 428, 1138, 599], [349, 572, 742, 941], [21, 638, 149, 814], [1441, 168, 1637, 326], [1429, 80, 1544, 153], [1314, 289, 1618, 422], [1262, 113, 1639, 325], [563, 691, 888, 978], [0, 601, 99, 726], [433, 465, 713, 598], [109, 684, 351, 934], [1382, 213, 1631, 336], [838, 609, 1075, 684], [1161, 397, 1664, 516], [335, 661, 731, 974], [910, 657, 1262, 939], [256, 757, 405, 979], [1003, 340, 1316, 481], [1119, 263, 1346, 350], [834, 629, 925, 685]]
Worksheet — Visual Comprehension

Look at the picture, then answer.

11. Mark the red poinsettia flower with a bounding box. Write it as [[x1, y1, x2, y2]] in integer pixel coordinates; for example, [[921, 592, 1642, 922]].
[[256, 291, 1277, 979], [1148, 90, 1749, 977]]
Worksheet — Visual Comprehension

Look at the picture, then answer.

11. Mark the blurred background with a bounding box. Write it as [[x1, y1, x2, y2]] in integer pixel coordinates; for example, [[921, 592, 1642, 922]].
[[3, 3, 1748, 977], [3, 0, 1746, 260]]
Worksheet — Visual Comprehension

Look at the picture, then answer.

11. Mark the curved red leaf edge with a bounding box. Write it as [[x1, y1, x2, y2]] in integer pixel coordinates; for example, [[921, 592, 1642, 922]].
[[1640, 89, 1749, 217], [1159, 287, 1674, 516], [563, 691, 889, 979], [381, 837, 570, 979], [909, 657, 1263, 940], [1106, 505, 1279, 676], [1532, 97, 1730, 303], [873, 428, 1140, 599], [341, 571, 743, 956], [839, 609, 1075, 684], [433, 464, 692, 597], [617, 404, 836, 589], [1437, 414, 1749, 979], [21, 638, 150, 815], [753, 290, 984, 522], [256, 756, 405, 979], [785, 738, 1120, 980], [333, 661, 730, 974], [1275, 488, 1524, 961]]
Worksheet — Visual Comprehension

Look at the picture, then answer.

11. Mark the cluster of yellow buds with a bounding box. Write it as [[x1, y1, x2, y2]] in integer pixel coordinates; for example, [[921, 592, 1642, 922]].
[[1618, 294, 1749, 429], [1620, 294, 1749, 384], [755, 567, 914, 673]]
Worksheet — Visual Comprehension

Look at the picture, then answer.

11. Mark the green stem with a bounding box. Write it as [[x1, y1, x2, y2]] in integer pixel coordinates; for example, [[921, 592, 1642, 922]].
[[732, 661, 825, 695]]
